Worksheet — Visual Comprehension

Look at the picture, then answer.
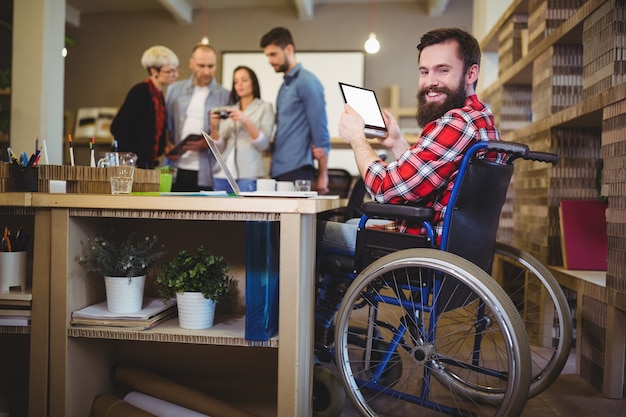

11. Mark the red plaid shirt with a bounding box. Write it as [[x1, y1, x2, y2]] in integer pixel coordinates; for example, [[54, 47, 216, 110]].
[[364, 95, 504, 239]]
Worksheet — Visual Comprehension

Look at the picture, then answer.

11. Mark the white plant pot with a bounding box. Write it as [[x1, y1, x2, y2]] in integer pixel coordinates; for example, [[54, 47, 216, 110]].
[[176, 292, 216, 330], [104, 275, 146, 314]]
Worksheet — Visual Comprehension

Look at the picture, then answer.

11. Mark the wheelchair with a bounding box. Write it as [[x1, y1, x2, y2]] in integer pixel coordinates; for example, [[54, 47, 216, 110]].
[[313, 141, 563, 417]]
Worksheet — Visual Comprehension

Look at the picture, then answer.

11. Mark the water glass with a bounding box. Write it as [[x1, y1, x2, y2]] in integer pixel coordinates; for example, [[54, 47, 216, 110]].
[[295, 179, 311, 192], [97, 152, 137, 195]]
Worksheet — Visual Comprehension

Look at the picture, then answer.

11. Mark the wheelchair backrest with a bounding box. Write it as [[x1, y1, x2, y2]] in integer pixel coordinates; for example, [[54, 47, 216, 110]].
[[441, 156, 514, 274]]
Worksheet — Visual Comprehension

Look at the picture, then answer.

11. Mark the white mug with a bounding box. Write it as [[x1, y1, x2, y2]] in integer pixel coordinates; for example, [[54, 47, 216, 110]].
[[256, 178, 276, 192], [276, 181, 295, 192]]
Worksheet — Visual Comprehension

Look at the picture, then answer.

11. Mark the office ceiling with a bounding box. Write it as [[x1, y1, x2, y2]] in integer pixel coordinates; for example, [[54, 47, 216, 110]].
[[65, 0, 450, 26]]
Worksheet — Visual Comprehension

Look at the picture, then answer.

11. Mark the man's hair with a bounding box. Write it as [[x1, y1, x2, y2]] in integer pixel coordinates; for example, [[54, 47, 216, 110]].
[[192, 43, 217, 56], [260, 27, 295, 49], [417, 28, 481, 85]]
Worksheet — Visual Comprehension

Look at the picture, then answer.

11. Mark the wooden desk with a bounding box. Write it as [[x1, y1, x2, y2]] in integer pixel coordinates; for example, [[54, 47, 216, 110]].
[[0, 193, 48, 417], [549, 266, 626, 398], [31, 193, 340, 416]]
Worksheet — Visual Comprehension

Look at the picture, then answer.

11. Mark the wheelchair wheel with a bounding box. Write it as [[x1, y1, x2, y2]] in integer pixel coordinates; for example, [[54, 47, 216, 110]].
[[313, 365, 346, 417], [334, 248, 531, 417], [492, 242, 573, 398]]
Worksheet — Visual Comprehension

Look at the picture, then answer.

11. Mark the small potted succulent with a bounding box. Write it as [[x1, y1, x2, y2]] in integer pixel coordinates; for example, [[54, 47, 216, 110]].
[[79, 232, 166, 314], [156, 246, 236, 329]]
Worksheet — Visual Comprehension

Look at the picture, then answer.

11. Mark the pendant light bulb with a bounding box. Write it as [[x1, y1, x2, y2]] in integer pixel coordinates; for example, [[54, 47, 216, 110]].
[[364, 32, 380, 54], [200, 36, 210, 45]]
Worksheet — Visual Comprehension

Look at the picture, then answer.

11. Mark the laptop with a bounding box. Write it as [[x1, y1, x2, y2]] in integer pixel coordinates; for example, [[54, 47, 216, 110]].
[[338, 82, 388, 139], [200, 129, 318, 197]]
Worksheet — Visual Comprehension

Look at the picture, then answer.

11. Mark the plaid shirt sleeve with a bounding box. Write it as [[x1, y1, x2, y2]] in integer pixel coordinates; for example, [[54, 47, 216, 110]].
[[363, 95, 502, 238], [365, 111, 475, 204]]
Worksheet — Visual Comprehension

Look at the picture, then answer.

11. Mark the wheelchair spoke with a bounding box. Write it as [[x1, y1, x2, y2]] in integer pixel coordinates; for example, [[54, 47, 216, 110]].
[[334, 249, 531, 417]]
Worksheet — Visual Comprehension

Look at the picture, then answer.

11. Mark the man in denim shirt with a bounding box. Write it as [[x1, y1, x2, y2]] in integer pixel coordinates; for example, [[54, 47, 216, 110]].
[[260, 27, 330, 194], [166, 43, 230, 191]]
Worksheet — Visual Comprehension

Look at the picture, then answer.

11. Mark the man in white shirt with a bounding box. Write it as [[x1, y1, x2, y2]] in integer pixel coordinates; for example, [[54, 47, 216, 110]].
[[166, 43, 230, 191]]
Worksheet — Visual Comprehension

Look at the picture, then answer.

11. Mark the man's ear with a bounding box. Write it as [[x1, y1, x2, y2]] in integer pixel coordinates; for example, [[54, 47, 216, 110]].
[[466, 63, 479, 86], [285, 43, 295, 57]]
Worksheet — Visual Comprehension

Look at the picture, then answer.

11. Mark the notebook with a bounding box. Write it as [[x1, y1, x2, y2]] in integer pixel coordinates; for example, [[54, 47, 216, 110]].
[[200, 129, 318, 197], [338, 82, 388, 139]]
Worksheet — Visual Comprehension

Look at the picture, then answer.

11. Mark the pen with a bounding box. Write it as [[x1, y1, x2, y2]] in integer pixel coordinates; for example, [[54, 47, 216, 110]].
[[42, 139, 49, 164], [90, 137, 96, 167], [3, 226, 11, 252], [68, 134, 75, 167], [6, 147, 19, 165], [26, 152, 37, 167]]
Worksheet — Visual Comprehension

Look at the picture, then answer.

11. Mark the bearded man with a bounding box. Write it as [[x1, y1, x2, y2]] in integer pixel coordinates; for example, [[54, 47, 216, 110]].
[[260, 27, 331, 194], [332, 27, 502, 240], [314, 27, 504, 345]]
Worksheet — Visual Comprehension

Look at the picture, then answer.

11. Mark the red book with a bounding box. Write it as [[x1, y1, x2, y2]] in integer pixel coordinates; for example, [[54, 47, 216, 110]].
[[559, 199, 608, 271]]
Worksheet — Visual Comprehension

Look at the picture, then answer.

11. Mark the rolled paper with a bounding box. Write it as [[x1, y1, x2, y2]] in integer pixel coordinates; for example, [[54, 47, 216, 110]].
[[124, 391, 209, 417], [91, 393, 157, 417], [114, 366, 261, 417]]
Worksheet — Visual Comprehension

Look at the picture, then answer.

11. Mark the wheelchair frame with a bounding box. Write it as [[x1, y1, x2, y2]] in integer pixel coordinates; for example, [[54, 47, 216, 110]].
[[313, 141, 567, 417]]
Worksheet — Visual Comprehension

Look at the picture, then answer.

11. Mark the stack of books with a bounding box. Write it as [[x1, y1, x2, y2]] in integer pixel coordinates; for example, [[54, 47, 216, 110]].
[[582, 0, 626, 99], [528, 0, 586, 50], [602, 99, 626, 293], [490, 85, 532, 134], [512, 127, 602, 266], [532, 44, 583, 121], [71, 297, 177, 330], [498, 13, 528, 76], [0, 292, 31, 326]]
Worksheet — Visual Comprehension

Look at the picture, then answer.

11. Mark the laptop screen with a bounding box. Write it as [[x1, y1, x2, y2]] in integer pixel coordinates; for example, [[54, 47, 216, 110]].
[[201, 129, 242, 195]]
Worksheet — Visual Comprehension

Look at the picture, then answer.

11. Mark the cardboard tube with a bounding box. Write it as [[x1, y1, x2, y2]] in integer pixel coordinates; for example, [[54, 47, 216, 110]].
[[91, 393, 157, 417], [114, 366, 260, 417]]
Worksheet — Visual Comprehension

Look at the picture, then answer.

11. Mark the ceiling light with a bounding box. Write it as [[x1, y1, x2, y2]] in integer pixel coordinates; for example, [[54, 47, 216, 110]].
[[364, 33, 380, 54], [364, 1, 380, 54], [200, 0, 209, 45]]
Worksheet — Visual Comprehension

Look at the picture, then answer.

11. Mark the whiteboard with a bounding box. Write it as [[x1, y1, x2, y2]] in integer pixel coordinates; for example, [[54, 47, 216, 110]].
[[221, 51, 364, 138]]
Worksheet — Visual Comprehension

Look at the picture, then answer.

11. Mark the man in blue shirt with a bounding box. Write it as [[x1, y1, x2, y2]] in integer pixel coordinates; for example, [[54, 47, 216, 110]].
[[260, 27, 330, 194]]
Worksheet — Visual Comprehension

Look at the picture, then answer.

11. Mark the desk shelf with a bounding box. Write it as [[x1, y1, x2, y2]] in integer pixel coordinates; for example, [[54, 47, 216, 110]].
[[0, 199, 41, 417], [34, 193, 339, 417], [69, 315, 278, 348]]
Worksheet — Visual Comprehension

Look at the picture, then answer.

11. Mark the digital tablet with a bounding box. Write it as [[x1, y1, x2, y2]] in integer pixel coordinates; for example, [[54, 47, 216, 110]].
[[338, 82, 388, 139], [167, 134, 203, 156]]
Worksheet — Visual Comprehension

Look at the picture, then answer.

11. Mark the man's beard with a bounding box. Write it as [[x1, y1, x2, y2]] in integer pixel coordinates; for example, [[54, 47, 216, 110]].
[[274, 59, 289, 73], [416, 83, 467, 128]]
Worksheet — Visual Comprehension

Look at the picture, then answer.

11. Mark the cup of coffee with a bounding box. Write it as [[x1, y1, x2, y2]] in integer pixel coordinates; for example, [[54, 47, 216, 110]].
[[97, 152, 137, 195]]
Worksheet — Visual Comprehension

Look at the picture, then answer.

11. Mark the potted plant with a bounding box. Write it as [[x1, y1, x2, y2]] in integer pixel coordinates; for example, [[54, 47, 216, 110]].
[[79, 232, 165, 314], [156, 246, 236, 329]]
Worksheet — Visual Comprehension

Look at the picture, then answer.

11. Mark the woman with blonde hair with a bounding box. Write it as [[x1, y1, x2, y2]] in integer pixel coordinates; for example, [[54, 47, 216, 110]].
[[111, 45, 179, 169]]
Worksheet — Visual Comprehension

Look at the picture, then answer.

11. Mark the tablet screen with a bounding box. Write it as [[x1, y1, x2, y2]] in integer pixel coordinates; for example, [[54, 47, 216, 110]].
[[339, 82, 386, 129]]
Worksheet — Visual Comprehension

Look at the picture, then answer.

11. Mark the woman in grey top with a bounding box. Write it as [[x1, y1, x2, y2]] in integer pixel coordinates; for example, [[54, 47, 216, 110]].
[[209, 65, 275, 192]]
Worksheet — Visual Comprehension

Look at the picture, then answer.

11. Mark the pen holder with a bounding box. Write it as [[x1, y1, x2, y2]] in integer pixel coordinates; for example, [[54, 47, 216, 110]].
[[0, 251, 27, 292], [10, 165, 38, 192]]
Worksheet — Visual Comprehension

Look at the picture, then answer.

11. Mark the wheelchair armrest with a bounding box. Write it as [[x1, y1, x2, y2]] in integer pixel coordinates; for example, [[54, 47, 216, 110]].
[[361, 201, 435, 223]]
